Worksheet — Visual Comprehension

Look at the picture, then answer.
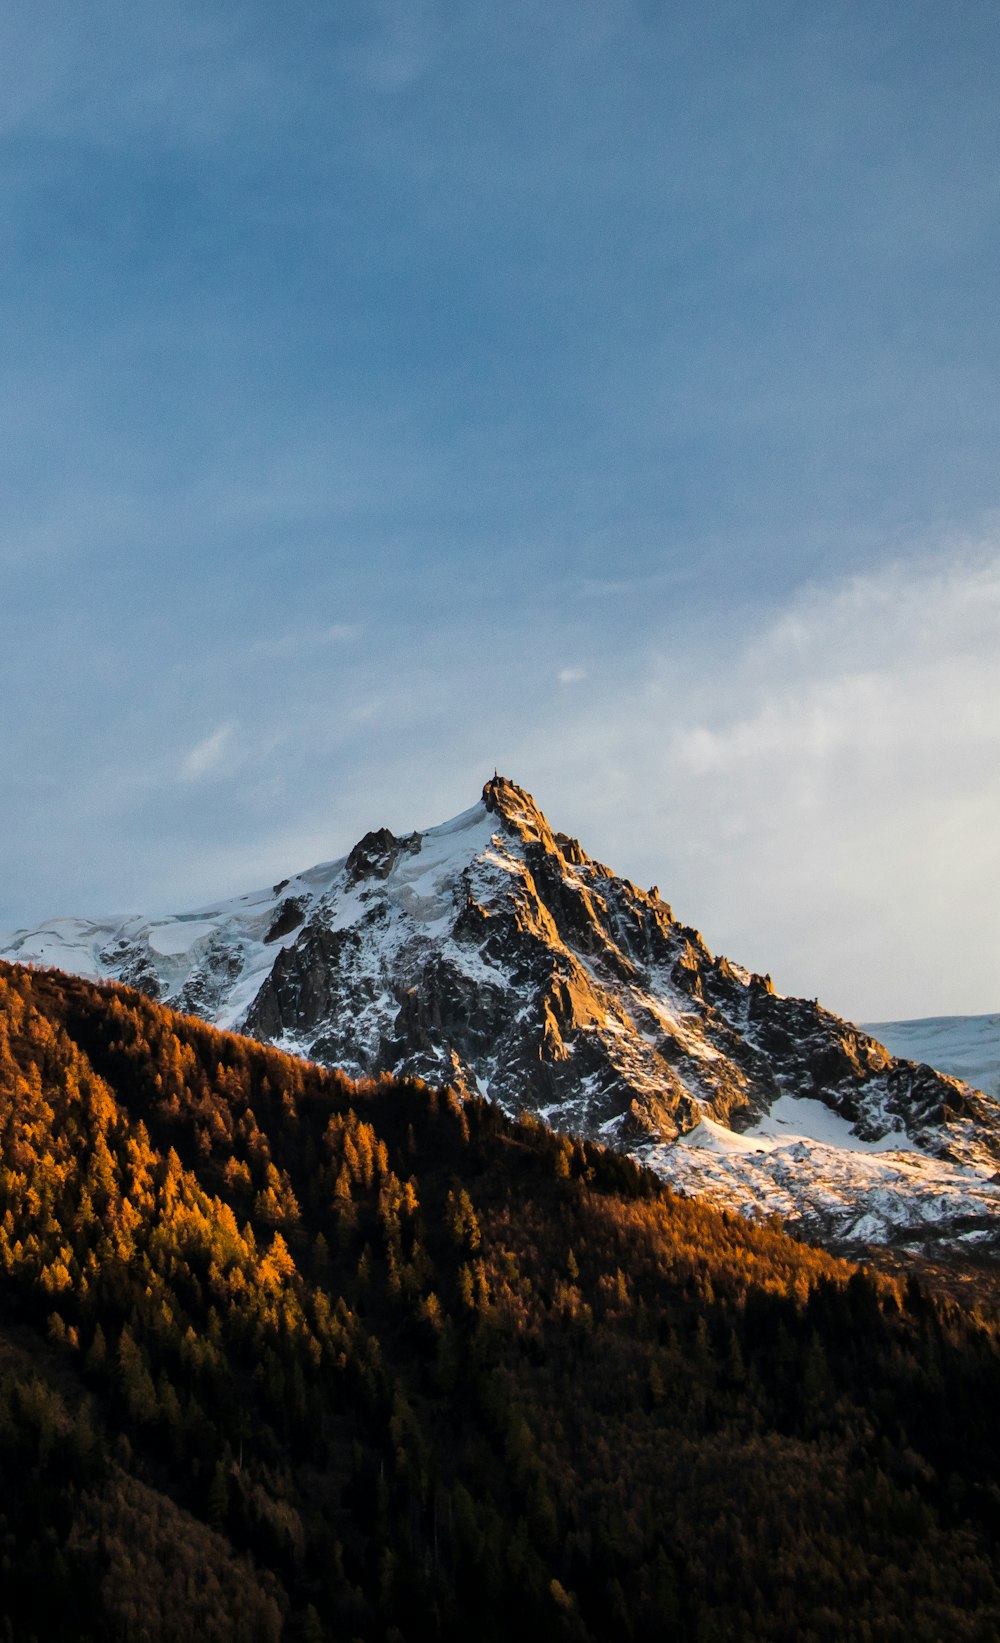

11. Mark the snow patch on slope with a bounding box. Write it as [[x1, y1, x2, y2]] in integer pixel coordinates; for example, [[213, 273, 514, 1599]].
[[642, 1108, 999, 1244]]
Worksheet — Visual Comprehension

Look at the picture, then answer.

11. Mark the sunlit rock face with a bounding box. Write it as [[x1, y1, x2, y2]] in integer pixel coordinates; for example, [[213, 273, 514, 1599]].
[[4, 775, 1000, 1253]]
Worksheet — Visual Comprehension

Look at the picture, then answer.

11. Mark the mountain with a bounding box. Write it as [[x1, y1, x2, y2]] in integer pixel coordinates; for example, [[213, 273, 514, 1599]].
[[4, 775, 999, 1255], [2, 960, 1000, 1641], [862, 1014, 1000, 1099]]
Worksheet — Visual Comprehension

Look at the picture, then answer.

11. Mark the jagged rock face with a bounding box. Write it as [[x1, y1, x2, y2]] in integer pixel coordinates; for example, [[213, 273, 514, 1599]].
[[4, 775, 1000, 1251], [245, 780, 706, 1141], [244, 778, 998, 1162]]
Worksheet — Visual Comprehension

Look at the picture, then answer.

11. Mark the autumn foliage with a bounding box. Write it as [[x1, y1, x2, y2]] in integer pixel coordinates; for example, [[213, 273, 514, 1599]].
[[0, 960, 999, 1640]]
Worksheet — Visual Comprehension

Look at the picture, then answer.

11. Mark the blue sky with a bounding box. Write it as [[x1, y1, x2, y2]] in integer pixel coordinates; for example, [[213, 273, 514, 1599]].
[[2, 0, 999, 1020]]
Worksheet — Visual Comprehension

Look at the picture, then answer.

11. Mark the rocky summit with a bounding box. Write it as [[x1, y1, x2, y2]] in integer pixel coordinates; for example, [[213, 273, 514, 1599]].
[[4, 775, 1000, 1253]]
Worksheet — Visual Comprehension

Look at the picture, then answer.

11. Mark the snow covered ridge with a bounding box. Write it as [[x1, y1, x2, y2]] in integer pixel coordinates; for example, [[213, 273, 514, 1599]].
[[862, 1014, 1000, 1099], [3, 775, 1000, 1255]]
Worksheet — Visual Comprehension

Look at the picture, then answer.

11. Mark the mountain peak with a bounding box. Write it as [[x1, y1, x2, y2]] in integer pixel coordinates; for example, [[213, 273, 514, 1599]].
[[481, 772, 549, 838], [4, 779, 1000, 1255]]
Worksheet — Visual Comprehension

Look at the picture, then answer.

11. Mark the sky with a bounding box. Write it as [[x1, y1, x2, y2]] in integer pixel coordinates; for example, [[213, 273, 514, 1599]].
[[1, 0, 999, 1022]]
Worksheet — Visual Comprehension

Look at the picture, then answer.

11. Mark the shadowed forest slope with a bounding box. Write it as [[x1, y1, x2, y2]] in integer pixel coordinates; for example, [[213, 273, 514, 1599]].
[[1, 960, 1000, 1642]]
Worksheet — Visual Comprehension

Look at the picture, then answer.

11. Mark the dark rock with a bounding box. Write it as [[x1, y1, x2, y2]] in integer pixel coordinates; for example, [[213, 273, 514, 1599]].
[[264, 898, 307, 944], [345, 828, 402, 887]]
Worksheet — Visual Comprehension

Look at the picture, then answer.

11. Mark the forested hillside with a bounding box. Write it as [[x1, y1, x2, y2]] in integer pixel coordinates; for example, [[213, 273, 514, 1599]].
[[1, 960, 1000, 1641]]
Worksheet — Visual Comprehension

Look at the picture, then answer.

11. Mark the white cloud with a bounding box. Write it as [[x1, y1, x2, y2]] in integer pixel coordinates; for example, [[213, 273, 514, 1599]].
[[557, 666, 586, 686], [3, 520, 996, 1027], [522, 545, 1000, 1021], [203, 542, 994, 1024], [247, 623, 360, 662], [181, 724, 234, 781]]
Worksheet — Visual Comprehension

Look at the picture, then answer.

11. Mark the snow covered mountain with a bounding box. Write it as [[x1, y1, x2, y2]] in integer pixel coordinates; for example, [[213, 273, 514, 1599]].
[[862, 1014, 1000, 1099], [4, 775, 999, 1255]]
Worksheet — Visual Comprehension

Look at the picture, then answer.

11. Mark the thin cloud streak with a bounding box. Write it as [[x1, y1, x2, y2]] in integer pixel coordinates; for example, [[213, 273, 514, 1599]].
[[180, 724, 235, 781]]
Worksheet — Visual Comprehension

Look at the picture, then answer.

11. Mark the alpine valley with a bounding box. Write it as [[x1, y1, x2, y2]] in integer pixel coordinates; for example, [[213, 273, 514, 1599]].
[[4, 776, 999, 1261]]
